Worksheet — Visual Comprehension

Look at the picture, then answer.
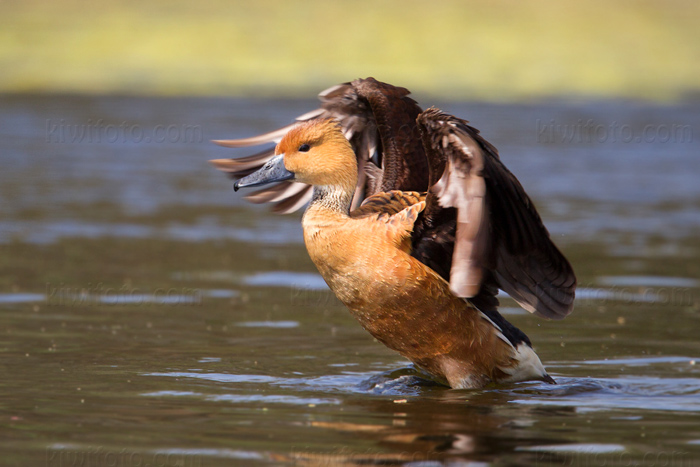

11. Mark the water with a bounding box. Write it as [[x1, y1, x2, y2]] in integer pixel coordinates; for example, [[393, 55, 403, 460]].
[[1, 94, 699, 466]]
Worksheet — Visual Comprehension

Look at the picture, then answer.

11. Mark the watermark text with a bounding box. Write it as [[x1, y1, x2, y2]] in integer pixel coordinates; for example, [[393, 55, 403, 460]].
[[46, 119, 203, 144], [537, 119, 692, 144], [45, 283, 203, 307]]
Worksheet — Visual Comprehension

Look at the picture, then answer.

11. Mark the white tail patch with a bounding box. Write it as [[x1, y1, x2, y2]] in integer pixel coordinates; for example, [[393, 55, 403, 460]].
[[498, 343, 549, 383], [479, 311, 552, 384]]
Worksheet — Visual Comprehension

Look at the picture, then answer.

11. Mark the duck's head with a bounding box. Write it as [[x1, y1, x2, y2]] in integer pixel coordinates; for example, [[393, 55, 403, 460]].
[[234, 119, 357, 191]]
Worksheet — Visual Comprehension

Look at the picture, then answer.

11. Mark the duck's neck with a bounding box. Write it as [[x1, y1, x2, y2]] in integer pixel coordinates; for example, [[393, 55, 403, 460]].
[[308, 184, 354, 216]]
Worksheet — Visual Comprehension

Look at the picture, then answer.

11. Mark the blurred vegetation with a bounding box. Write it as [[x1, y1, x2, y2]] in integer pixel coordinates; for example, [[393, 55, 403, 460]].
[[1, 0, 698, 100]]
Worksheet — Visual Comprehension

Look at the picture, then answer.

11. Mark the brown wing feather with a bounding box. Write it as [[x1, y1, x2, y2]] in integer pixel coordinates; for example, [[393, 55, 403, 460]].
[[351, 191, 425, 219], [212, 123, 296, 148], [210, 148, 275, 173], [351, 78, 429, 192], [271, 186, 313, 214], [415, 108, 576, 320]]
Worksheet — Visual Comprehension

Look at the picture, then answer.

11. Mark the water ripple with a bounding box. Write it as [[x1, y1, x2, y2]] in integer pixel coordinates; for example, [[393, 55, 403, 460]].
[[510, 376, 700, 412]]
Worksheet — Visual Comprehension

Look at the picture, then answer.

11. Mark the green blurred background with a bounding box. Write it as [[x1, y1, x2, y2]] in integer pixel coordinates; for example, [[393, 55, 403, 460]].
[[2, 0, 698, 100]]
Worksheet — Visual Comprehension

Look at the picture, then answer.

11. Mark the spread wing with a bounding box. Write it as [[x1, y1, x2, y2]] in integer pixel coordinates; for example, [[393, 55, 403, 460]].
[[413, 108, 576, 319], [211, 77, 428, 213]]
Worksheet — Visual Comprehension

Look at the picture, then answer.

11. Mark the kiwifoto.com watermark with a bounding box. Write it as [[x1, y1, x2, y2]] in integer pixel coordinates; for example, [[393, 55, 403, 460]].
[[46, 119, 203, 144], [536, 119, 693, 144], [45, 283, 203, 307]]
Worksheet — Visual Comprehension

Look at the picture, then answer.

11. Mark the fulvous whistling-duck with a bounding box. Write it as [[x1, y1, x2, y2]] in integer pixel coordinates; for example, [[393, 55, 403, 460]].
[[211, 78, 576, 389]]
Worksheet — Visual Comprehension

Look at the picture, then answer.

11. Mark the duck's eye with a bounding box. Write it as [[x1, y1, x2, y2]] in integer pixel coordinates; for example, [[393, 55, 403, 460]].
[[298, 143, 311, 152]]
